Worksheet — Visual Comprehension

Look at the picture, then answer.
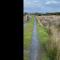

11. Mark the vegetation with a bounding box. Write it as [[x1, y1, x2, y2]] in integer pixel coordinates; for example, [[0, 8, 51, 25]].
[[24, 12, 60, 16], [47, 46, 57, 60], [36, 18, 49, 60], [37, 23, 48, 47], [36, 15, 60, 60], [24, 14, 60, 60], [24, 15, 34, 60]]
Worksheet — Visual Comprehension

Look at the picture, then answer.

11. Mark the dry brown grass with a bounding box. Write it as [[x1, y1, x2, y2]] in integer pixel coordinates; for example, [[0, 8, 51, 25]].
[[23, 15, 27, 23], [36, 15, 60, 60], [24, 15, 32, 23]]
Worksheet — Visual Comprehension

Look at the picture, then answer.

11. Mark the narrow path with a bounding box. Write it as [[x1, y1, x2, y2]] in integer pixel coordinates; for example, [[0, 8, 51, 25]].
[[30, 16, 41, 60]]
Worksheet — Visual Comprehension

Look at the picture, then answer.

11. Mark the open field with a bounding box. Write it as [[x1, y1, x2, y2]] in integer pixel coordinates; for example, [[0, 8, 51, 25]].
[[36, 15, 60, 60], [36, 16, 49, 60], [24, 14, 60, 60]]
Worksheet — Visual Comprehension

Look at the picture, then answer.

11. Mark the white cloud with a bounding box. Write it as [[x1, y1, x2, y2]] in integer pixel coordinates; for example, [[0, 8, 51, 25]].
[[45, 0, 60, 5], [24, 0, 42, 8], [24, 0, 60, 9], [33, 1, 39, 3]]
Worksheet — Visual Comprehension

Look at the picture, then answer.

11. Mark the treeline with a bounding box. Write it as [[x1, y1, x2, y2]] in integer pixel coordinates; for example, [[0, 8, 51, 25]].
[[43, 12, 60, 15], [24, 12, 60, 16]]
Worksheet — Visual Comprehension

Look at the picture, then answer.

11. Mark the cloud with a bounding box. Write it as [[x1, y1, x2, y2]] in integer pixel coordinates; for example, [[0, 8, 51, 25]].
[[24, 0, 60, 13], [33, 1, 39, 3], [24, 0, 60, 8], [24, 0, 43, 8], [45, 0, 60, 5]]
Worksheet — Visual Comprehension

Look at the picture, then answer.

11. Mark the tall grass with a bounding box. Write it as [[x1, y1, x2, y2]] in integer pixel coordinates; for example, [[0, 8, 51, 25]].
[[37, 20, 48, 48], [36, 15, 60, 60], [36, 18, 49, 60]]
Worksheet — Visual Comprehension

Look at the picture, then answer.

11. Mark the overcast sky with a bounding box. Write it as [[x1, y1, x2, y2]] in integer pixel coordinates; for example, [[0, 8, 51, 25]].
[[24, 0, 60, 13]]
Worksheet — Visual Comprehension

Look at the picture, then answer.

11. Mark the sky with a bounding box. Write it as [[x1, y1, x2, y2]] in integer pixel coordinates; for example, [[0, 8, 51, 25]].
[[24, 0, 60, 13]]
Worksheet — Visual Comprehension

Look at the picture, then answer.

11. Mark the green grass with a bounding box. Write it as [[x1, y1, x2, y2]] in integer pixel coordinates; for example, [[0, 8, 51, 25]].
[[41, 52, 49, 60], [24, 15, 34, 60], [36, 20, 49, 60], [37, 22, 48, 47]]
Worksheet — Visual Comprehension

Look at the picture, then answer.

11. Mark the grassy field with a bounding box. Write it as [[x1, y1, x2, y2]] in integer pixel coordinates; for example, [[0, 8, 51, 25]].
[[36, 17, 49, 60], [36, 15, 60, 60], [36, 16, 48, 48], [24, 15, 34, 60]]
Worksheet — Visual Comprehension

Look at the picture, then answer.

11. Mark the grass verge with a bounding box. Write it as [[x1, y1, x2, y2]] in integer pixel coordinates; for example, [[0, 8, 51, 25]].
[[37, 21, 48, 48], [36, 18, 49, 60], [24, 15, 34, 60]]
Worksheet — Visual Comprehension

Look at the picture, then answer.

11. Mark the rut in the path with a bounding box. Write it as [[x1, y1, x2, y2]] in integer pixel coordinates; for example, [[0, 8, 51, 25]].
[[30, 16, 41, 60]]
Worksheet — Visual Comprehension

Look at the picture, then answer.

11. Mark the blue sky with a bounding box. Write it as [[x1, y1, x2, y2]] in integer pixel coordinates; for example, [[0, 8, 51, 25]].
[[24, 0, 60, 13]]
